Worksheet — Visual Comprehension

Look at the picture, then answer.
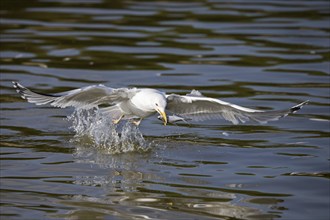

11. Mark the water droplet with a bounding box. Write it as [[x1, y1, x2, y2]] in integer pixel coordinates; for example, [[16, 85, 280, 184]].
[[67, 109, 152, 154]]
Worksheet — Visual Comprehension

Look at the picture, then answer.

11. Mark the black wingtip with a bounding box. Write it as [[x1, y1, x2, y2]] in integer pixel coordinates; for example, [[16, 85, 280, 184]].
[[12, 81, 29, 99], [291, 100, 309, 113], [12, 81, 24, 90], [12, 81, 18, 88], [13, 81, 22, 91]]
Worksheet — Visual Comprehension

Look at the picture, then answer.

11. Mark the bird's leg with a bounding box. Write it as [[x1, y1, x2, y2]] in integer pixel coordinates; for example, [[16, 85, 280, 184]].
[[113, 115, 124, 125], [131, 118, 142, 126]]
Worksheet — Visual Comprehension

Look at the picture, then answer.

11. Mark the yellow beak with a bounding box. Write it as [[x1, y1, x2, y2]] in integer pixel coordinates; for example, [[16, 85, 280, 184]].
[[156, 109, 167, 126]]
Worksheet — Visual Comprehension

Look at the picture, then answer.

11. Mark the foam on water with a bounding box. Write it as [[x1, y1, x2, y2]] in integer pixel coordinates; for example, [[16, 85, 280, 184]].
[[67, 109, 151, 154]]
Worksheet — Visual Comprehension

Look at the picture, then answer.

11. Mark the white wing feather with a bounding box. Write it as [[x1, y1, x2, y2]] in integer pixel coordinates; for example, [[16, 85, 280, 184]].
[[166, 91, 308, 124], [13, 82, 135, 109]]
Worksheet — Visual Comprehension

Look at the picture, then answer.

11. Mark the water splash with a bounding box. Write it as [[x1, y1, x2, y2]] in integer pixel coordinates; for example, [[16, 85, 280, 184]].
[[67, 109, 151, 154]]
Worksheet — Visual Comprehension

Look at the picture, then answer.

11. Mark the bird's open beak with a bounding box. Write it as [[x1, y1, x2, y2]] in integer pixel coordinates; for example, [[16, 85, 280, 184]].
[[156, 108, 167, 126]]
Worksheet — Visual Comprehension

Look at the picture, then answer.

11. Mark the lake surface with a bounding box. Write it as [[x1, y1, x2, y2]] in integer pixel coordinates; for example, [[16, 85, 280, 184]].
[[1, 0, 329, 219]]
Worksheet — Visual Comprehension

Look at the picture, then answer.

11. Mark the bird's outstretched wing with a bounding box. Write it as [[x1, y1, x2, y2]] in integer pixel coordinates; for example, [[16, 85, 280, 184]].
[[166, 90, 308, 124], [13, 82, 136, 109]]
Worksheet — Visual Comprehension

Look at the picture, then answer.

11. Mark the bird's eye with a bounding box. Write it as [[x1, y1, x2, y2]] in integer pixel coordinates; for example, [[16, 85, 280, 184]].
[[155, 103, 159, 106]]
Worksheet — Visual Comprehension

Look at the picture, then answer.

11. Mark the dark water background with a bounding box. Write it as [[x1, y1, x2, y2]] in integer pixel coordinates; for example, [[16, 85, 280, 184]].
[[1, 0, 329, 219]]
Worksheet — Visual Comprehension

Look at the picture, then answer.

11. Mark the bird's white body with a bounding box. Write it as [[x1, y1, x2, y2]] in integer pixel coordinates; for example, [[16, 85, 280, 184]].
[[129, 89, 167, 118]]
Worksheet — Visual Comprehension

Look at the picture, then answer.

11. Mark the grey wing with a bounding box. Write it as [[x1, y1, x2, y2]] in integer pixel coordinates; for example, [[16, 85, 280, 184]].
[[166, 93, 308, 125], [13, 81, 135, 109]]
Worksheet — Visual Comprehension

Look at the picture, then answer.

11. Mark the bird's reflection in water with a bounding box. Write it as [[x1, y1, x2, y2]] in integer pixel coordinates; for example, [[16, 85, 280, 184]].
[[72, 142, 158, 190]]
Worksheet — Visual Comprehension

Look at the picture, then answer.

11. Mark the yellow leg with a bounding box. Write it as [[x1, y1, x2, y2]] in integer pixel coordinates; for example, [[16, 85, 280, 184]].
[[132, 119, 142, 126], [112, 115, 124, 125]]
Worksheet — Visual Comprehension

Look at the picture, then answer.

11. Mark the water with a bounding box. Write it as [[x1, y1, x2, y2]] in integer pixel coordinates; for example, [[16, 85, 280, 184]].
[[67, 109, 151, 154], [1, 0, 329, 219]]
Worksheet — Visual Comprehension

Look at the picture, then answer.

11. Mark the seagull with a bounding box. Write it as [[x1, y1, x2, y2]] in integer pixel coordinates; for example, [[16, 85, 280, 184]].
[[12, 82, 308, 126]]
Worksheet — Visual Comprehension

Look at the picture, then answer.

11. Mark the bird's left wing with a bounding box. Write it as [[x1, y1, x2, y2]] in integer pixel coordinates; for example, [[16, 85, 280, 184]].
[[166, 90, 308, 124], [13, 82, 136, 109]]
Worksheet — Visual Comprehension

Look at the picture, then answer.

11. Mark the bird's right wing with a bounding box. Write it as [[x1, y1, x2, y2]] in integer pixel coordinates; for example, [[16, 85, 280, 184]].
[[166, 90, 308, 124], [13, 82, 136, 109]]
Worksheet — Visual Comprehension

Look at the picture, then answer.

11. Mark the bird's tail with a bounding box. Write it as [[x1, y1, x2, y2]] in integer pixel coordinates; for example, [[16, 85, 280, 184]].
[[13, 81, 58, 105]]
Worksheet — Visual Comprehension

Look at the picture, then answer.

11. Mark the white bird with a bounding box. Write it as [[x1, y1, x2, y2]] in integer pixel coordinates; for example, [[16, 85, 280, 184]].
[[12, 82, 308, 126]]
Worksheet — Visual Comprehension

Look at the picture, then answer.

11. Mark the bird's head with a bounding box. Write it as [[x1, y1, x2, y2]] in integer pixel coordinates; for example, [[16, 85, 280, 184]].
[[154, 101, 167, 126], [135, 89, 168, 126], [150, 95, 167, 126]]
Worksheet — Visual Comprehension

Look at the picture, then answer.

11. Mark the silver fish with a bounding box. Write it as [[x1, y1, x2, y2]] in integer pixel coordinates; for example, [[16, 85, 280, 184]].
[[158, 114, 191, 124]]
